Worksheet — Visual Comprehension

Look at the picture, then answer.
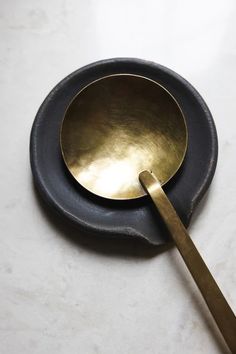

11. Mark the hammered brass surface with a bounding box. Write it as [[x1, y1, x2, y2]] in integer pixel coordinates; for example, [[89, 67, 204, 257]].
[[60, 74, 187, 199]]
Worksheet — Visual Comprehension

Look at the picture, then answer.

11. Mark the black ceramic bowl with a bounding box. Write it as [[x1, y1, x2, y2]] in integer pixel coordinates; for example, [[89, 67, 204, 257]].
[[30, 58, 218, 246]]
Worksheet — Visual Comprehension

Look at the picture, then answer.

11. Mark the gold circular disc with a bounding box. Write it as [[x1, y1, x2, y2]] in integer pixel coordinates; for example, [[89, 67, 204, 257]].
[[60, 74, 188, 200]]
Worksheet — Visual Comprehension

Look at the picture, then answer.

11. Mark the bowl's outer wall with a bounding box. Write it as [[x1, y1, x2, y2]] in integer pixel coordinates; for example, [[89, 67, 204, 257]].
[[30, 58, 218, 245]]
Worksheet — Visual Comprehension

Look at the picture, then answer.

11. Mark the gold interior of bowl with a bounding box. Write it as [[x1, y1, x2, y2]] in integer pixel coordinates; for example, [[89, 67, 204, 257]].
[[60, 74, 188, 200]]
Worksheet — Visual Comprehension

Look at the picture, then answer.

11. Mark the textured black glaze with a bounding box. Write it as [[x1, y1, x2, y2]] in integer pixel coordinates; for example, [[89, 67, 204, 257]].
[[30, 58, 218, 245]]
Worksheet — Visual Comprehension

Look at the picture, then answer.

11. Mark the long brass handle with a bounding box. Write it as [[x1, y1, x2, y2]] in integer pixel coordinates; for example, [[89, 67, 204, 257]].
[[139, 170, 236, 353]]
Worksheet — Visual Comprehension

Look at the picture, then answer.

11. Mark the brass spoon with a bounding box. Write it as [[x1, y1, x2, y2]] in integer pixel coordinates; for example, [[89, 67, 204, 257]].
[[60, 74, 236, 352]]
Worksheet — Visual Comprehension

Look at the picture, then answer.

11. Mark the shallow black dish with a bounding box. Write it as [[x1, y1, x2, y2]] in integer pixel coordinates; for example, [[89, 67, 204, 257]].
[[30, 58, 218, 245]]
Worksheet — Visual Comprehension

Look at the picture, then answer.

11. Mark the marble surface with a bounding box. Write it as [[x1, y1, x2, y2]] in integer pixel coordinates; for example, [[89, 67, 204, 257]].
[[0, 0, 236, 353]]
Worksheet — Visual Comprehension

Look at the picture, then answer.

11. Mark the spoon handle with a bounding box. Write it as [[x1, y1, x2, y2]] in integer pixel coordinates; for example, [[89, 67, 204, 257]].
[[139, 170, 236, 353]]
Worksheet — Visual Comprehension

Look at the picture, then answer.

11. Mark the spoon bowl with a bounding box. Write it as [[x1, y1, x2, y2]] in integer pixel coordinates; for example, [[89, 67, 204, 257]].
[[60, 75, 187, 199]]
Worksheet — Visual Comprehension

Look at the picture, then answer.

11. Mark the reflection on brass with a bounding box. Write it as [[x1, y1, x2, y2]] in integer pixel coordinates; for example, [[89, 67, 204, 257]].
[[139, 170, 236, 352], [60, 74, 187, 199]]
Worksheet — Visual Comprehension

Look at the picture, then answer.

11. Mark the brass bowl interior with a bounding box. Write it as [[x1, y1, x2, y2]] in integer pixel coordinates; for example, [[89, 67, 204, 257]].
[[60, 74, 188, 200]]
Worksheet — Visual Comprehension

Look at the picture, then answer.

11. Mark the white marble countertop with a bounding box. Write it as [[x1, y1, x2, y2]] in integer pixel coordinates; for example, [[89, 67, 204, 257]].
[[0, 1, 236, 353]]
